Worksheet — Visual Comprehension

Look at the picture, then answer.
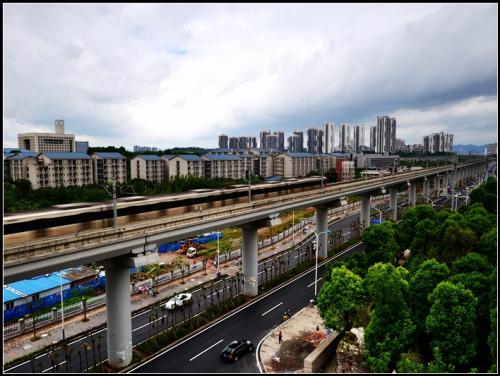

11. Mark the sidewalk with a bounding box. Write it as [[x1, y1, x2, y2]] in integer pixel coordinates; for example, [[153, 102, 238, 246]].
[[3, 258, 240, 365], [258, 305, 367, 373], [258, 305, 330, 373], [3, 201, 366, 365]]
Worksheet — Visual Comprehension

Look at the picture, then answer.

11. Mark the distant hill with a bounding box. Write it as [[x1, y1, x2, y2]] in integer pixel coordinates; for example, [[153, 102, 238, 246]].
[[453, 144, 485, 155]]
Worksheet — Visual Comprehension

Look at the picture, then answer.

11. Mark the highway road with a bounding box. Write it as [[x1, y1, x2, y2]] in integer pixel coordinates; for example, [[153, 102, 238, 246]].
[[129, 242, 365, 373], [5, 211, 362, 374]]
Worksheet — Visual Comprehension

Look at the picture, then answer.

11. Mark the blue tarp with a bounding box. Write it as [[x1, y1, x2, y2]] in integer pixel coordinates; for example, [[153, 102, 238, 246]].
[[371, 218, 382, 225], [158, 232, 223, 253]]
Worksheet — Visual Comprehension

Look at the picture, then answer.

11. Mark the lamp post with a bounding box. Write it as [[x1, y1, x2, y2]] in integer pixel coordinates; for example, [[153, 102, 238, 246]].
[[112, 174, 117, 227], [246, 170, 252, 203], [312, 229, 331, 296], [303, 217, 331, 296], [216, 230, 220, 274], [59, 272, 66, 341]]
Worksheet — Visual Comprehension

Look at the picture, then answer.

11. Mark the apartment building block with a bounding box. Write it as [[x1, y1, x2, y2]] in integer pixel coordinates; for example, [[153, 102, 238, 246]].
[[91, 152, 127, 184]]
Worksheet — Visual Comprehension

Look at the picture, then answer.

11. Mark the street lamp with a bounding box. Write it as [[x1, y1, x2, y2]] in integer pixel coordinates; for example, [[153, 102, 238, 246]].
[[216, 230, 220, 275], [246, 170, 252, 203], [303, 218, 331, 296], [312, 229, 331, 296], [59, 271, 66, 341]]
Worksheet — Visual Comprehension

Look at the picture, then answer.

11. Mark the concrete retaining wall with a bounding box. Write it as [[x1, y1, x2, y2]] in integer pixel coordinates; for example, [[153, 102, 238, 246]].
[[303, 331, 343, 373]]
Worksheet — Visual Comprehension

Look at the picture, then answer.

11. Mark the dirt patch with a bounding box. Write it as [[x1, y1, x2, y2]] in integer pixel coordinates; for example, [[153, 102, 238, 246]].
[[269, 337, 316, 372]]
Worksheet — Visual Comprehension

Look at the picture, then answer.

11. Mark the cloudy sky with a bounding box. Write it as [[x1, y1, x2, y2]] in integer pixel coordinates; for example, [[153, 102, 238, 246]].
[[3, 3, 498, 149]]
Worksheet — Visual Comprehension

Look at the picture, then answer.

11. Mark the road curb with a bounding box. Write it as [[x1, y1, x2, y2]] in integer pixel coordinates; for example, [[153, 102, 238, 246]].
[[122, 241, 363, 373], [256, 306, 309, 373]]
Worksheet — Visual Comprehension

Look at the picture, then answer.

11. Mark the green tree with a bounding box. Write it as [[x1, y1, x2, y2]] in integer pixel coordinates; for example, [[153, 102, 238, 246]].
[[449, 271, 494, 371], [477, 228, 497, 264], [426, 281, 477, 369], [364, 263, 415, 372], [171, 256, 189, 284], [317, 266, 365, 332], [409, 218, 438, 257], [461, 203, 496, 239], [396, 352, 426, 373], [396, 205, 437, 249], [451, 252, 493, 275], [146, 263, 161, 296], [441, 225, 477, 264], [469, 179, 497, 214], [409, 259, 450, 349], [488, 307, 496, 372], [362, 221, 399, 266]]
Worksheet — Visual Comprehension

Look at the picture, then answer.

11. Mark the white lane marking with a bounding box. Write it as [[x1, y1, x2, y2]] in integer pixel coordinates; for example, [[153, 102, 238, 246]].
[[307, 277, 323, 288], [261, 302, 283, 317], [188, 339, 224, 362], [42, 360, 67, 373], [127, 241, 363, 372]]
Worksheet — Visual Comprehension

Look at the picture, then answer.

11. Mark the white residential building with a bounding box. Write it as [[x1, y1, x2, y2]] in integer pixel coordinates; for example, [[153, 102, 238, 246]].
[[91, 152, 127, 184], [130, 155, 166, 183], [273, 152, 317, 178], [167, 155, 204, 179]]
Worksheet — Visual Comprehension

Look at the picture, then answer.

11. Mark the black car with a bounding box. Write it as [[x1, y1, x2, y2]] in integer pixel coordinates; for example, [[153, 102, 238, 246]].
[[220, 339, 254, 362]]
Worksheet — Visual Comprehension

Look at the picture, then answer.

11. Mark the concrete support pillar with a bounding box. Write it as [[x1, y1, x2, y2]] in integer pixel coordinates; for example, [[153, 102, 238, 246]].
[[408, 181, 417, 206], [451, 171, 458, 211], [442, 174, 449, 194], [423, 178, 430, 198], [103, 257, 133, 368], [360, 194, 371, 229], [389, 187, 398, 221], [242, 224, 259, 297], [434, 175, 440, 196], [315, 206, 328, 259]]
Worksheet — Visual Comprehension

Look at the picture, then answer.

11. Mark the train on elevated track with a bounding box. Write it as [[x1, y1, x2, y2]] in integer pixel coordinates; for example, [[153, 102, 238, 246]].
[[4, 164, 450, 246], [4, 177, 327, 245]]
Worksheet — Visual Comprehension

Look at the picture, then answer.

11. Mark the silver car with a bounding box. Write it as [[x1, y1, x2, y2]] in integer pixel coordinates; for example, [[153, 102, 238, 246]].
[[165, 293, 193, 310]]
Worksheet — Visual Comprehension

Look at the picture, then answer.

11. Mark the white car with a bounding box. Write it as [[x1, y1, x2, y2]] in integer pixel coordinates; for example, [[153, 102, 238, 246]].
[[165, 293, 193, 310], [186, 247, 197, 258]]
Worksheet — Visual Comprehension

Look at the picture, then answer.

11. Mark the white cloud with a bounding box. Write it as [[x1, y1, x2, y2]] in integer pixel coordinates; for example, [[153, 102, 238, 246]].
[[393, 96, 498, 145], [3, 4, 497, 149]]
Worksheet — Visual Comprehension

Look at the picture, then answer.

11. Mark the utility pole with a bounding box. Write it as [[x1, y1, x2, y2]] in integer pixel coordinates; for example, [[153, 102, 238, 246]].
[[112, 174, 117, 227]]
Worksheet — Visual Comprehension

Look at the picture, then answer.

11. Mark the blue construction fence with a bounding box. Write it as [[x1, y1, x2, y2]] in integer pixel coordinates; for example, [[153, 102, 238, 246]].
[[158, 231, 223, 253], [129, 232, 224, 273], [4, 276, 106, 323]]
